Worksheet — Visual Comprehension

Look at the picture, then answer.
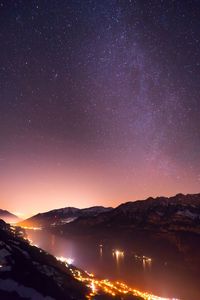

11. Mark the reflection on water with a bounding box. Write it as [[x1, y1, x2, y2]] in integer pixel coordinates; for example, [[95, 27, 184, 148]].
[[99, 244, 103, 257], [112, 249, 124, 267], [26, 229, 200, 300]]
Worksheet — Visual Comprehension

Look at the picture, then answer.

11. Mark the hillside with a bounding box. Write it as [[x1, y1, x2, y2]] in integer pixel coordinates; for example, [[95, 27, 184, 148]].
[[18, 206, 112, 228], [0, 210, 20, 224], [0, 219, 87, 300], [55, 193, 200, 235], [0, 219, 142, 300], [47, 193, 200, 273]]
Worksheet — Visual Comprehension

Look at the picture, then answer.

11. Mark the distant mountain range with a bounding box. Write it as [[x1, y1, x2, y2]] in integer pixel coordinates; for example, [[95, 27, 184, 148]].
[[48, 193, 200, 236], [2, 192, 200, 298], [45, 193, 200, 272], [18, 206, 112, 228], [18, 193, 200, 235], [0, 209, 20, 224], [3, 193, 200, 299]]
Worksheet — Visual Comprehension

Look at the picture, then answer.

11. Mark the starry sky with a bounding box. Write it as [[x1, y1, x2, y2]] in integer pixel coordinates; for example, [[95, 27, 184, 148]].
[[0, 0, 200, 217]]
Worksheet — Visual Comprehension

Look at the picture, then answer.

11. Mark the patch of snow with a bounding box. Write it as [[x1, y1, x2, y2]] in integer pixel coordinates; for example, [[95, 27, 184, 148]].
[[6, 244, 12, 251], [0, 248, 10, 259], [12, 246, 30, 259], [0, 265, 12, 272], [51, 217, 77, 226], [156, 211, 164, 216], [176, 209, 199, 219], [61, 217, 77, 224], [11, 240, 20, 245], [35, 264, 56, 277], [0, 279, 55, 300]]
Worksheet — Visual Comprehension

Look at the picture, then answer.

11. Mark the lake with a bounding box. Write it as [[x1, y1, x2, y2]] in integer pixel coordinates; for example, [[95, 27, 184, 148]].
[[26, 229, 199, 300]]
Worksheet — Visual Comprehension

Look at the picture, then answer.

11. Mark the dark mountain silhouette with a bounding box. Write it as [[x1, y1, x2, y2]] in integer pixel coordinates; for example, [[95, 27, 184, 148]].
[[48, 193, 200, 272], [0, 209, 20, 224], [18, 206, 112, 228], [56, 193, 200, 235]]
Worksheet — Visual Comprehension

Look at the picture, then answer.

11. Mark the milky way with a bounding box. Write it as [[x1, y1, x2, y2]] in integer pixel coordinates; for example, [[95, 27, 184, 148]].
[[0, 1, 200, 216]]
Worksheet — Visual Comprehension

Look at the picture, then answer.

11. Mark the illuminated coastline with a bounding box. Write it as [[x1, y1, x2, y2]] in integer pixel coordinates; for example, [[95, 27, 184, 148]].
[[20, 226, 42, 231], [25, 233, 178, 300], [56, 256, 179, 300], [25, 232, 178, 300]]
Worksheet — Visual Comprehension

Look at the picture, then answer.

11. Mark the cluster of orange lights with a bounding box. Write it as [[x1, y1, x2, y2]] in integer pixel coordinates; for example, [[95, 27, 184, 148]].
[[58, 261, 179, 300], [20, 226, 42, 231], [25, 238, 177, 300]]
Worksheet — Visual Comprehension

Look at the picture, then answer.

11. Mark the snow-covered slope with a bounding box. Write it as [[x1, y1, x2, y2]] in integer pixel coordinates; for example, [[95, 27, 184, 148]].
[[0, 219, 87, 300], [18, 206, 113, 228], [57, 193, 200, 235]]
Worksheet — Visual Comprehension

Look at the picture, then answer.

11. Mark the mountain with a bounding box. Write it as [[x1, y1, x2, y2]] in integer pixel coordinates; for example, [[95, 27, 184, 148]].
[[55, 193, 200, 235], [0, 219, 142, 300], [18, 206, 113, 228], [0, 219, 87, 300], [0, 209, 20, 224], [48, 193, 200, 273]]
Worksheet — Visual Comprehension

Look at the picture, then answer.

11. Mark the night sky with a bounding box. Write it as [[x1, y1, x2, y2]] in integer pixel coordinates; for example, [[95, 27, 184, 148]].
[[1, 0, 200, 217]]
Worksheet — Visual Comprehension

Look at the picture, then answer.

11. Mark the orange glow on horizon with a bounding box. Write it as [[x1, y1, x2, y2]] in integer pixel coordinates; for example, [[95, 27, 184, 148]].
[[1, 152, 200, 217]]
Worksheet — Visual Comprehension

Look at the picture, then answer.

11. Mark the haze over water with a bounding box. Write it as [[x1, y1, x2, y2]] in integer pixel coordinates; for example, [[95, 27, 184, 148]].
[[27, 229, 199, 300]]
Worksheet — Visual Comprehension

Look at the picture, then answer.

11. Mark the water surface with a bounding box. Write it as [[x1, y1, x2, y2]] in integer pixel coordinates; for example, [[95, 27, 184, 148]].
[[26, 229, 199, 300]]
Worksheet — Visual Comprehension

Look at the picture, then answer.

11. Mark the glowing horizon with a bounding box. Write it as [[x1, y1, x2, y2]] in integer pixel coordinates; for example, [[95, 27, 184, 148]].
[[1, 149, 200, 218], [1, 1, 200, 219]]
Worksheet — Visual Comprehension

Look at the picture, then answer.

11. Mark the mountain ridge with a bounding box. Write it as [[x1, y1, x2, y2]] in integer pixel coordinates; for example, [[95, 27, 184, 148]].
[[17, 193, 200, 232], [0, 209, 20, 224], [18, 205, 113, 228], [50, 193, 200, 236]]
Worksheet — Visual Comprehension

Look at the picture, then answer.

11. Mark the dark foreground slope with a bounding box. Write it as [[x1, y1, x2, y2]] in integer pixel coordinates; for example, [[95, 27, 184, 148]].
[[0, 220, 142, 300], [0, 219, 87, 300]]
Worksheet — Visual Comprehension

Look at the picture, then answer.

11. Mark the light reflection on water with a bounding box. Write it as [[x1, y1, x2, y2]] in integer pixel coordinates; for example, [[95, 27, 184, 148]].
[[99, 244, 103, 258], [26, 229, 200, 300]]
